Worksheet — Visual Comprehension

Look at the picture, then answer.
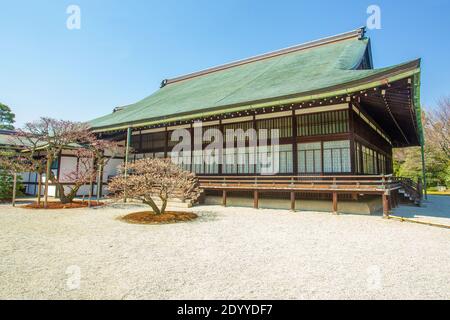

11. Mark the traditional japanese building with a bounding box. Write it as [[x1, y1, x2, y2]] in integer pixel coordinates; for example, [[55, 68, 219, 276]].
[[89, 28, 424, 215]]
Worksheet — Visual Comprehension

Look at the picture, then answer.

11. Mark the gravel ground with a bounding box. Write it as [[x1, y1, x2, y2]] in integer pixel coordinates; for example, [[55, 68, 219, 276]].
[[0, 203, 449, 300]]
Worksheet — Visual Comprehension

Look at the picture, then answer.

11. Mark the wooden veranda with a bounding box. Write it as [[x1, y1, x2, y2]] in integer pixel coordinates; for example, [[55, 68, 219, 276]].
[[198, 175, 422, 217]]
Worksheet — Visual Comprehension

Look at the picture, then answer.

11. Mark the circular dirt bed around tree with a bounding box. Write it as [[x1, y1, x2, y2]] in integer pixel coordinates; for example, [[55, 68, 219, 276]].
[[22, 201, 105, 210], [120, 211, 198, 225]]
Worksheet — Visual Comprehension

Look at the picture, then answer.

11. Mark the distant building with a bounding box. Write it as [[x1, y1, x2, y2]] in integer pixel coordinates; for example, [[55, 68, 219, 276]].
[[0, 129, 122, 198]]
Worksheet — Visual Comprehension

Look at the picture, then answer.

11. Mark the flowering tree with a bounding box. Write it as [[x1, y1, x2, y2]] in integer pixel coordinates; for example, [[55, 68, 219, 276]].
[[53, 148, 95, 204], [394, 98, 450, 188], [426, 97, 450, 159], [14, 118, 92, 207], [54, 138, 120, 204], [108, 158, 201, 215], [14, 118, 120, 205]]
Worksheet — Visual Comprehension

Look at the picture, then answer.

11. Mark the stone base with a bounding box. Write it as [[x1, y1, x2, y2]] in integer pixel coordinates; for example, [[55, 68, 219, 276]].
[[204, 195, 383, 215]]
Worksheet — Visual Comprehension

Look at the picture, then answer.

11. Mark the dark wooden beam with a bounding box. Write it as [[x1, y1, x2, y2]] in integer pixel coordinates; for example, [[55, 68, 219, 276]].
[[253, 190, 259, 209], [292, 110, 298, 175], [349, 106, 356, 174], [382, 193, 390, 218], [290, 191, 296, 212], [222, 190, 227, 207], [163, 129, 168, 158], [332, 192, 338, 214]]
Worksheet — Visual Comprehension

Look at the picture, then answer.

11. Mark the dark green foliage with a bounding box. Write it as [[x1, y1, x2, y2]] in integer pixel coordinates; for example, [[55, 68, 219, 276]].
[[0, 170, 23, 200], [0, 103, 15, 130]]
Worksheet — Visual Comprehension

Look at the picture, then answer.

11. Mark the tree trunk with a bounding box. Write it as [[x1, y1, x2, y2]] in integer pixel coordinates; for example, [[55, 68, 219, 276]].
[[49, 167, 81, 205], [96, 164, 102, 205], [12, 172, 17, 207], [37, 173, 42, 206], [143, 197, 161, 215], [55, 181, 82, 204], [88, 173, 93, 208], [159, 196, 168, 215], [44, 156, 52, 208]]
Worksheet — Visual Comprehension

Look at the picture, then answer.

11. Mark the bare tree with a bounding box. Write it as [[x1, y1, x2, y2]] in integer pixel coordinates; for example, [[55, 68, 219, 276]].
[[84, 135, 121, 205], [14, 118, 92, 207], [14, 118, 120, 206], [425, 97, 450, 159], [54, 148, 96, 204], [54, 136, 120, 205], [108, 158, 201, 215]]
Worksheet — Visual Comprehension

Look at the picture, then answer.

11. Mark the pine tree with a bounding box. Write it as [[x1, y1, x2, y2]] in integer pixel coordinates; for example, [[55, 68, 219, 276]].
[[0, 103, 15, 130]]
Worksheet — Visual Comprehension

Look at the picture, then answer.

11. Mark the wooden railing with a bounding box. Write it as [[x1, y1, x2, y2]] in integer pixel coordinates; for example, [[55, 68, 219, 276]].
[[198, 174, 421, 216], [393, 176, 422, 201], [198, 174, 406, 193]]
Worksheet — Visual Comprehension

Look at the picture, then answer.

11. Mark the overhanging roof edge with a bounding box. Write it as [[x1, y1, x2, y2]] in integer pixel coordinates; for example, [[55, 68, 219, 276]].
[[92, 63, 420, 133]]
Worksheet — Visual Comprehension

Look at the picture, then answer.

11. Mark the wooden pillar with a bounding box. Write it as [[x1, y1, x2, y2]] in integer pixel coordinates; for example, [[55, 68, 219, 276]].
[[56, 152, 62, 193], [124, 127, 132, 203], [382, 193, 389, 218], [420, 143, 428, 200], [417, 177, 423, 201], [44, 155, 52, 208], [349, 106, 356, 174], [290, 191, 296, 212], [163, 129, 168, 158], [88, 174, 93, 208], [96, 163, 103, 203], [253, 190, 259, 209], [222, 190, 227, 207], [218, 119, 223, 175], [292, 110, 298, 175], [252, 115, 257, 175], [352, 193, 358, 201], [37, 173, 42, 206], [139, 129, 143, 154], [12, 172, 17, 207], [332, 192, 338, 214]]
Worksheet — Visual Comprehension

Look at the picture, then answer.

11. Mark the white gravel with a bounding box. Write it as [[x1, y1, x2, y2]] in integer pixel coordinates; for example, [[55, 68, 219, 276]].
[[0, 203, 449, 300]]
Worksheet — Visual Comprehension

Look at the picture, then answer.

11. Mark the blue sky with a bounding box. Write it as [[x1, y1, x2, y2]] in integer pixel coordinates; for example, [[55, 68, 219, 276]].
[[1, 0, 449, 127]]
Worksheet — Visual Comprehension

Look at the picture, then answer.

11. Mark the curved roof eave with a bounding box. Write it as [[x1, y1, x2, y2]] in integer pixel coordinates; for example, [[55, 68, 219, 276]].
[[91, 60, 420, 133]]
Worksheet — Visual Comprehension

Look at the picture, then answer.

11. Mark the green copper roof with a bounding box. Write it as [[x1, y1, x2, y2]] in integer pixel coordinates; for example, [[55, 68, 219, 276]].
[[90, 29, 420, 132], [0, 132, 19, 148]]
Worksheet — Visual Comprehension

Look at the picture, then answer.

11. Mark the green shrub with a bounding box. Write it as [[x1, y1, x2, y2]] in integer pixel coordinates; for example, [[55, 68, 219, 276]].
[[0, 170, 23, 200]]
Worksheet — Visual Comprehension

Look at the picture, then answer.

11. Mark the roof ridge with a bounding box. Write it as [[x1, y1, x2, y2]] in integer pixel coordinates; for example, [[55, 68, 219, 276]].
[[162, 27, 366, 87]]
